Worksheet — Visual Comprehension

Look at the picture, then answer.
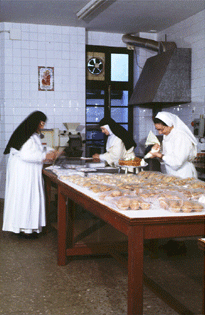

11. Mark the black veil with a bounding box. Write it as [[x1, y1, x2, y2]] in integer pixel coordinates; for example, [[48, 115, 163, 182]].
[[4, 111, 47, 154], [99, 117, 136, 150]]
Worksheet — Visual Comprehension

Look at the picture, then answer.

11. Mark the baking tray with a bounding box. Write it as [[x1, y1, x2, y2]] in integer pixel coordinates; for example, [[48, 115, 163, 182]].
[[116, 163, 148, 174]]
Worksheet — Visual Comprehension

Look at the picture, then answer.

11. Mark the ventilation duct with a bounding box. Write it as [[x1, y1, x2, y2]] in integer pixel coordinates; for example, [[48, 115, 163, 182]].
[[122, 34, 191, 107]]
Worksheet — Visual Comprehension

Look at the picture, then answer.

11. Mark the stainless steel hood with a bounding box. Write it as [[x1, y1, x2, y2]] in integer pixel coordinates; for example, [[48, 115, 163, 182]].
[[122, 35, 191, 107]]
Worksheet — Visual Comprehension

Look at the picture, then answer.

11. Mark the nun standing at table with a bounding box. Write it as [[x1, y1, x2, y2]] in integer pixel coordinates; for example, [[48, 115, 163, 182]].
[[92, 117, 137, 166], [2, 111, 58, 236], [149, 111, 198, 179]]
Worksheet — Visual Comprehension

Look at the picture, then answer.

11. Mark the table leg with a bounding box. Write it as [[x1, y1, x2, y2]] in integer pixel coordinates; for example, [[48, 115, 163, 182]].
[[203, 250, 205, 315], [127, 225, 144, 315], [57, 186, 67, 266]]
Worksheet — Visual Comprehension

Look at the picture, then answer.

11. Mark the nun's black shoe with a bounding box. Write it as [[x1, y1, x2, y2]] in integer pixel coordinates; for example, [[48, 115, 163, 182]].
[[18, 232, 38, 239]]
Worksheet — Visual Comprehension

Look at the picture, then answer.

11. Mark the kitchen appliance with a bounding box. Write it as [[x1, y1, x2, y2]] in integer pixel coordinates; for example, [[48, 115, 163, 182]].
[[122, 35, 191, 108], [41, 123, 84, 156], [63, 123, 83, 157], [40, 128, 59, 148], [192, 115, 205, 139], [194, 152, 205, 181]]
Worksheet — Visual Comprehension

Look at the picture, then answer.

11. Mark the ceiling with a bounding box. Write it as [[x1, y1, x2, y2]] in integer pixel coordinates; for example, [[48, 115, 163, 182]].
[[0, 0, 204, 34]]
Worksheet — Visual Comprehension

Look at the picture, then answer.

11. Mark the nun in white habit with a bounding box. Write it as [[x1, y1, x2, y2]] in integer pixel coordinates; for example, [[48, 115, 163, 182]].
[[92, 117, 136, 166], [2, 111, 57, 235], [150, 111, 197, 179]]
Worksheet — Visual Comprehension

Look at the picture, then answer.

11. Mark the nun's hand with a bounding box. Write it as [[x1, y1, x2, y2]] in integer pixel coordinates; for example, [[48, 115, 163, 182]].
[[45, 150, 59, 162], [46, 150, 59, 161], [149, 144, 163, 159], [152, 143, 160, 151], [45, 151, 56, 161], [150, 151, 163, 159], [92, 153, 100, 162]]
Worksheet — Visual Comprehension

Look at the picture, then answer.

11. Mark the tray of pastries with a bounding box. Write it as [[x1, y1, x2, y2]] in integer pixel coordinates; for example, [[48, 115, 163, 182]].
[[116, 157, 148, 173]]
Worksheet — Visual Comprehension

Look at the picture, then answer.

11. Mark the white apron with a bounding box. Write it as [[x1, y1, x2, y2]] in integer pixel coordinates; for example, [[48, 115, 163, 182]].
[[2, 134, 47, 234], [100, 136, 135, 166], [162, 128, 197, 179]]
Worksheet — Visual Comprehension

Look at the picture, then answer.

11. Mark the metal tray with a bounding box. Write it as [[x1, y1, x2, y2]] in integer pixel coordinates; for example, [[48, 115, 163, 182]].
[[116, 163, 148, 174]]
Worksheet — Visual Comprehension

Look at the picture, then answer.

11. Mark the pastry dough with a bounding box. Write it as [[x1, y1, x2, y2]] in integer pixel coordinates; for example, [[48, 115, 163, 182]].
[[130, 199, 140, 210], [140, 200, 151, 210], [169, 200, 182, 212], [116, 197, 130, 210], [159, 199, 169, 210], [181, 201, 194, 213], [111, 190, 122, 197], [182, 200, 203, 212]]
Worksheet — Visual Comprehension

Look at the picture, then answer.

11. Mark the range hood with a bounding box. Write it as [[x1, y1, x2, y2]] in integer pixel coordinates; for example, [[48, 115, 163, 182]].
[[122, 34, 191, 107]]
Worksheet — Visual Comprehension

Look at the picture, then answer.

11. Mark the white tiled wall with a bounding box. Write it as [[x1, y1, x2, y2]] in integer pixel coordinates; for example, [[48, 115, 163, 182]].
[[1, 23, 86, 132], [87, 31, 125, 47], [0, 22, 87, 198], [133, 10, 205, 155]]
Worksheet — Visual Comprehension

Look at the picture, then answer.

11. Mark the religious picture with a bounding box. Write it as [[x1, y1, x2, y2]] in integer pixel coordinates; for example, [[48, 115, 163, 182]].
[[38, 67, 54, 91]]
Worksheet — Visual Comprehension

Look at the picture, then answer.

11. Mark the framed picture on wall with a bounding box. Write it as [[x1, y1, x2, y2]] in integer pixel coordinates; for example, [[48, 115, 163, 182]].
[[38, 66, 54, 91]]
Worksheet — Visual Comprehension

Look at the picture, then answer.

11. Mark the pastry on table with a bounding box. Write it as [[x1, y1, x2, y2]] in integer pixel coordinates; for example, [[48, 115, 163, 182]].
[[119, 157, 142, 166]]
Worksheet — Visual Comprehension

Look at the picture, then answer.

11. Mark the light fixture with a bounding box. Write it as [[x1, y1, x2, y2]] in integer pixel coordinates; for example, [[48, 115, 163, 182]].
[[76, 0, 116, 22]]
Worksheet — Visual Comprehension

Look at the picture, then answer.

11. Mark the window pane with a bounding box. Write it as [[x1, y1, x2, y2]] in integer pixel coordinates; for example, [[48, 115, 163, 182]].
[[86, 106, 104, 123], [86, 124, 105, 157], [111, 108, 128, 123], [111, 54, 129, 82], [86, 89, 104, 106], [121, 124, 128, 131], [86, 124, 104, 142], [111, 90, 128, 107], [86, 130, 104, 141]]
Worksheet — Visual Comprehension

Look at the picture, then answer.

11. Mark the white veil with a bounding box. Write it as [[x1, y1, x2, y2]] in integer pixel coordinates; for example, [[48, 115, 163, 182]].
[[101, 124, 118, 151], [156, 112, 197, 146]]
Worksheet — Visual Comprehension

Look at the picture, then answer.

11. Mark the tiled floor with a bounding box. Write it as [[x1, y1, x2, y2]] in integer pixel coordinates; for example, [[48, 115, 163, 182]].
[[0, 200, 203, 315]]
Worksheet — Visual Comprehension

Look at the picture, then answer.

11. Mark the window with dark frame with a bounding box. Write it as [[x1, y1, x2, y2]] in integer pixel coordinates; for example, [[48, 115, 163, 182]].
[[86, 45, 133, 157]]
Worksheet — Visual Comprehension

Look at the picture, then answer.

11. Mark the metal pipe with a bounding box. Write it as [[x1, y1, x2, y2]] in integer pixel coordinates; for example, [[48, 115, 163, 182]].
[[122, 34, 176, 53]]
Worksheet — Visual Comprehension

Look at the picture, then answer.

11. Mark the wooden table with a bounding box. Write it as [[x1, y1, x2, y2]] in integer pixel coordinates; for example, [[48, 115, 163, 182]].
[[43, 169, 205, 315], [198, 238, 205, 315]]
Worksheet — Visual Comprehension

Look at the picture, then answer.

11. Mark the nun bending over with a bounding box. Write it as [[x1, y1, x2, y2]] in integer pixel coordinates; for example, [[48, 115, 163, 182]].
[[92, 117, 137, 166], [2, 111, 58, 236], [150, 111, 197, 179]]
